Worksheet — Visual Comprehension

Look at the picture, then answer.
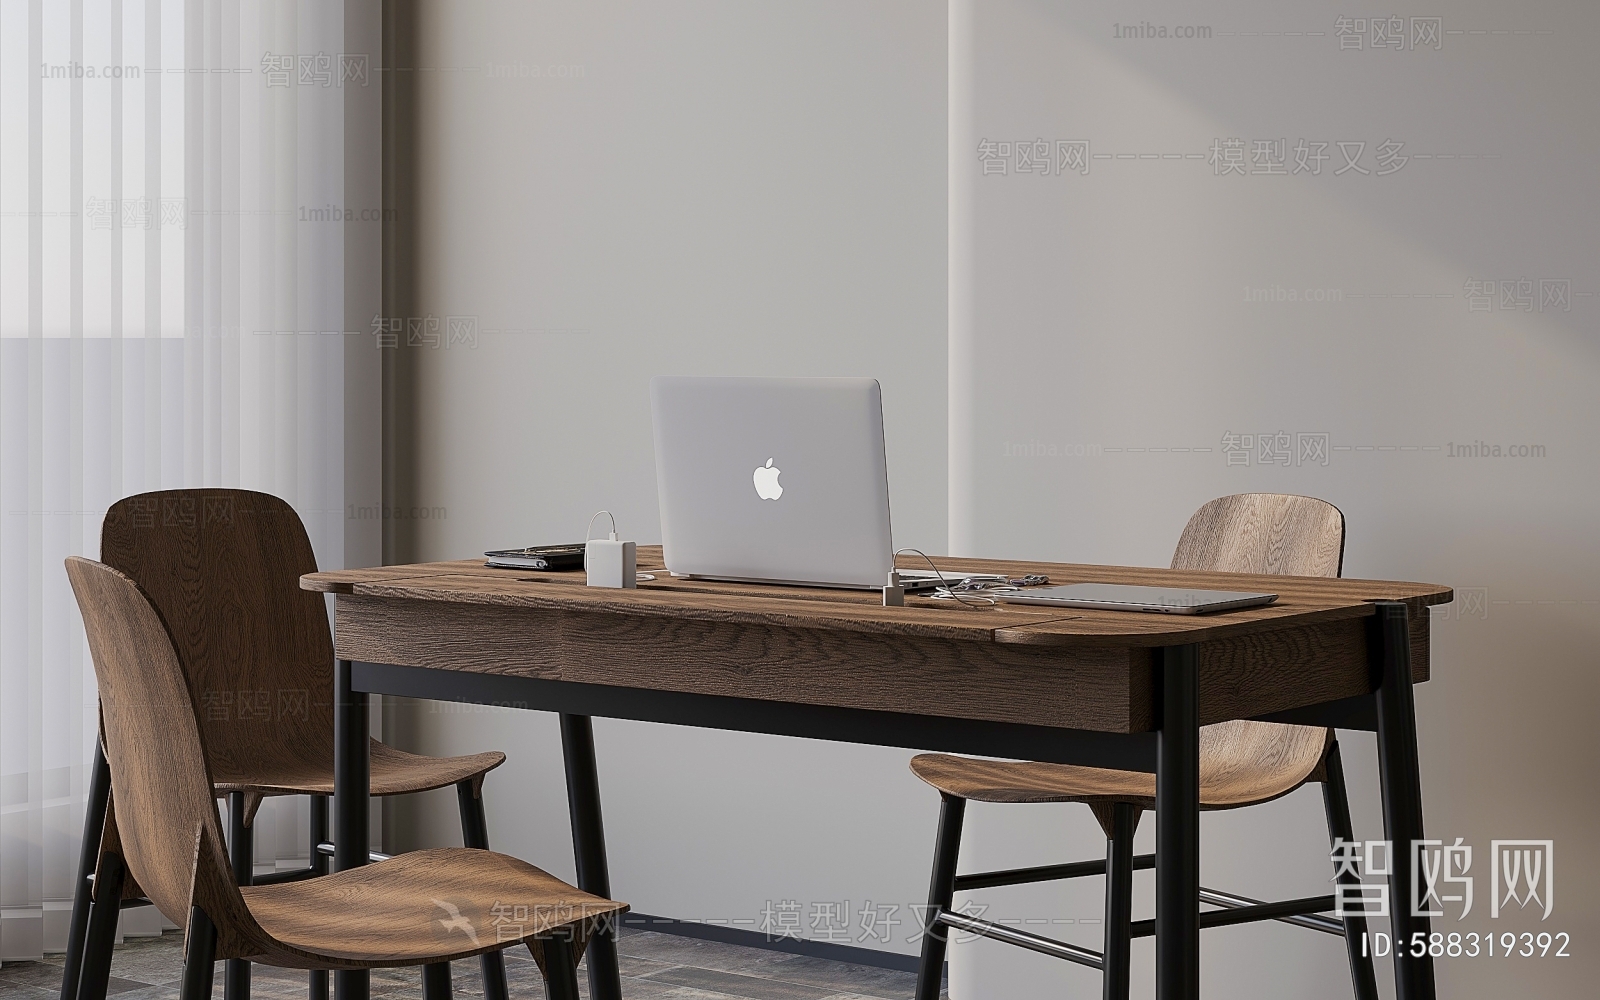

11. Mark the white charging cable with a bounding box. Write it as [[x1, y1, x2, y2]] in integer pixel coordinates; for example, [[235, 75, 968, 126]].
[[585, 510, 617, 544], [889, 547, 997, 609]]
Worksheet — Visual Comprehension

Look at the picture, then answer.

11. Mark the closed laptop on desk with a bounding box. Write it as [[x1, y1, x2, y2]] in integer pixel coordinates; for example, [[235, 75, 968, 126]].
[[650, 375, 895, 589]]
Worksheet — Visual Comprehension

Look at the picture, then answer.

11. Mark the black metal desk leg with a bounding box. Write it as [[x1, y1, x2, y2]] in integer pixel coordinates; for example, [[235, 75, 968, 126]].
[[455, 781, 508, 1000], [1370, 604, 1436, 1000], [225, 792, 253, 1000], [914, 794, 965, 1000], [1102, 801, 1137, 1000], [1322, 739, 1380, 1000], [420, 963, 451, 1000], [1156, 644, 1200, 1000], [309, 795, 329, 1000], [558, 715, 621, 1000], [76, 852, 124, 1000], [334, 660, 370, 1000], [180, 907, 218, 1000], [61, 741, 112, 1000]]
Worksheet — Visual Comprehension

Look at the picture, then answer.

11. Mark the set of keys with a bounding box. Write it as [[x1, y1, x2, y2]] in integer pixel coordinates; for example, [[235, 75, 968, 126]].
[[944, 573, 1049, 592]]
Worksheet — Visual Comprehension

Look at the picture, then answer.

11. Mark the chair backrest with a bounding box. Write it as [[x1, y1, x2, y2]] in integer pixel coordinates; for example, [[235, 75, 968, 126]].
[[99, 490, 335, 778], [1174, 495, 1344, 764], [64, 557, 256, 941], [1171, 493, 1344, 578]]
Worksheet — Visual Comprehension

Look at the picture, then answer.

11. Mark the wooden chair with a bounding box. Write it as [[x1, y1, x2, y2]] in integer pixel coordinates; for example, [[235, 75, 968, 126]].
[[61, 491, 509, 1000], [64, 555, 623, 1000], [909, 494, 1379, 1000]]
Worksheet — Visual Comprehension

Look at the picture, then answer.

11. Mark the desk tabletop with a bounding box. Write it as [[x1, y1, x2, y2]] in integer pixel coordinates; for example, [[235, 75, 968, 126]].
[[304, 547, 1451, 649]]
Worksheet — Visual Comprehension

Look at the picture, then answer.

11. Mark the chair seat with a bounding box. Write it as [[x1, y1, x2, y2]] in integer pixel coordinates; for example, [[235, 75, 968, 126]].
[[239, 847, 626, 969], [910, 721, 1329, 812], [213, 738, 505, 800]]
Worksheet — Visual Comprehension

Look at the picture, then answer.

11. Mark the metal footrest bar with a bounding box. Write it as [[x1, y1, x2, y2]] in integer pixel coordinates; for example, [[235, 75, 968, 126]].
[[86, 870, 155, 910], [934, 910, 1104, 971], [315, 842, 392, 863], [1198, 887, 1345, 936], [953, 853, 1156, 892], [251, 866, 320, 886], [86, 870, 152, 902], [98, 863, 330, 902], [1130, 894, 1338, 938]]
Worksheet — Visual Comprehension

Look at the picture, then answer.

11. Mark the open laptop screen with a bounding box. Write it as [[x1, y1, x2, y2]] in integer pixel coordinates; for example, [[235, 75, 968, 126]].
[[650, 376, 894, 589]]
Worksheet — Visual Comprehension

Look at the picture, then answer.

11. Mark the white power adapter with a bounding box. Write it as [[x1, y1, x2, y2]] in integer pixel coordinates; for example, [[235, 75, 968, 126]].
[[882, 569, 905, 607], [584, 511, 637, 589]]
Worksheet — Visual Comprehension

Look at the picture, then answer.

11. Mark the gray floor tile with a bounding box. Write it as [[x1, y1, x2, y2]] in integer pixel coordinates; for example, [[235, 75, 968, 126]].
[[614, 933, 800, 979], [249, 979, 324, 999], [0, 984, 52, 1000], [1, 928, 917, 1000], [664, 988, 808, 1000], [614, 955, 678, 979], [369, 968, 429, 997], [635, 966, 833, 1000], [743, 956, 915, 1000], [0, 964, 67, 991], [101, 943, 185, 985], [613, 979, 707, 1000], [249, 968, 319, 989], [100, 985, 179, 1000]]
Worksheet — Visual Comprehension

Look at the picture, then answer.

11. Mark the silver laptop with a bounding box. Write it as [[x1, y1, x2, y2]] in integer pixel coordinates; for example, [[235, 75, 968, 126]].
[[999, 583, 1278, 615], [650, 376, 899, 589]]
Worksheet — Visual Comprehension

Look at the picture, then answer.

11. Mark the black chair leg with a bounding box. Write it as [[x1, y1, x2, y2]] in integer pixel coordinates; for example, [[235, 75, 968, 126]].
[[421, 963, 451, 1000], [76, 851, 124, 1000], [1102, 803, 1137, 1000], [225, 793, 253, 1000], [914, 794, 966, 1000], [308, 795, 330, 1000], [62, 743, 113, 1000], [1323, 740, 1380, 1000], [538, 936, 581, 1000], [180, 908, 218, 1000], [456, 781, 509, 1000]]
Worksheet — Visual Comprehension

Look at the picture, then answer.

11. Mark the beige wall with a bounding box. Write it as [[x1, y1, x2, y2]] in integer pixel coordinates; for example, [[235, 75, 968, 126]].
[[947, 2, 1598, 997], [379, 0, 950, 954]]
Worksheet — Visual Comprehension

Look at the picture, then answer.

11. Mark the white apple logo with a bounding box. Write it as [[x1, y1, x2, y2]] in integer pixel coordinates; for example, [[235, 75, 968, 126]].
[[752, 458, 783, 500]]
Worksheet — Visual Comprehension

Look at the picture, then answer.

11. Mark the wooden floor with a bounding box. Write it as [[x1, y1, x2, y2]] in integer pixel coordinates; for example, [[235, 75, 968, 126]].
[[0, 929, 943, 1000]]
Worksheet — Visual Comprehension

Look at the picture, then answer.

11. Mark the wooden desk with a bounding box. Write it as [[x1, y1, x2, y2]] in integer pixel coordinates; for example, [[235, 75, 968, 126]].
[[305, 548, 1450, 1000]]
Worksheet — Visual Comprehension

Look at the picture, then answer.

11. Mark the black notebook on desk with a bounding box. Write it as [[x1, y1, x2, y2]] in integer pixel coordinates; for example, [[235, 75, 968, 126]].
[[484, 544, 586, 571]]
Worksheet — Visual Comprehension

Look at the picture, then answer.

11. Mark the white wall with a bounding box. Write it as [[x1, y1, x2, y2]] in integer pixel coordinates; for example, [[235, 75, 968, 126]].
[[380, 0, 950, 959], [948, 1, 1598, 997]]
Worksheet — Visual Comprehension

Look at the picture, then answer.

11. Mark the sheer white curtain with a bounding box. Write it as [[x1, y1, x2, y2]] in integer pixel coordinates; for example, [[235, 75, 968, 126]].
[[0, 0, 379, 960]]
